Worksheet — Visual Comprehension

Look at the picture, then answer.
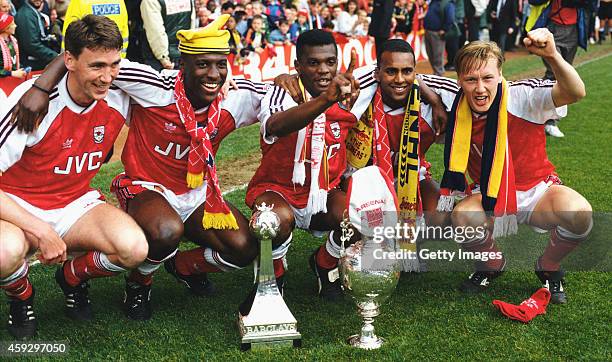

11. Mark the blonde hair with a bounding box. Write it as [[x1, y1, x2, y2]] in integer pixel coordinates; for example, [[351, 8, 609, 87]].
[[454, 41, 504, 76]]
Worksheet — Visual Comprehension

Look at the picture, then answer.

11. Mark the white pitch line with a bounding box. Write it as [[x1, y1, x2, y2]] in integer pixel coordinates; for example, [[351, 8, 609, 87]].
[[222, 183, 248, 195], [575, 52, 612, 68]]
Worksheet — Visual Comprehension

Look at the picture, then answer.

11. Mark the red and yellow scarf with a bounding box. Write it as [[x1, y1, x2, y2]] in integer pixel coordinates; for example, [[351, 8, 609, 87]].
[[174, 70, 238, 230]]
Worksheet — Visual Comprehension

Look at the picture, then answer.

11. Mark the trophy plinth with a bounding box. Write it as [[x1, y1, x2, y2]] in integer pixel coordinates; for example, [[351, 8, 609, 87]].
[[239, 203, 302, 351]]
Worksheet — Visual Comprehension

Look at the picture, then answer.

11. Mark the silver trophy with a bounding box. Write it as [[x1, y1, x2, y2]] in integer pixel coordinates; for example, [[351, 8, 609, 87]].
[[238, 203, 301, 350], [339, 216, 401, 349]]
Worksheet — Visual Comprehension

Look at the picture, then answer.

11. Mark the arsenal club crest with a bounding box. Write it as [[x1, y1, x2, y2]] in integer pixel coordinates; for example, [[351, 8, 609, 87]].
[[330, 122, 341, 139], [93, 126, 105, 144]]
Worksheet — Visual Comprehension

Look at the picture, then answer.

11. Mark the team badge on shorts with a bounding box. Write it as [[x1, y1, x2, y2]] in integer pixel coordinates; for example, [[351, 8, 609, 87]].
[[330, 122, 341, 139], [93, 126, 105, 144]]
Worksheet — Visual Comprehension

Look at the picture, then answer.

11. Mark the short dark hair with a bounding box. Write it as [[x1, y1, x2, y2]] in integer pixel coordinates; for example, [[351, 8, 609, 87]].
[[278, 19, 289, 26], [64, 14, 122, 57], [233, 10, 246, 21], [296, 29, 336, 60], [377, 38, 415, 62], [221, 2, 235, 11]]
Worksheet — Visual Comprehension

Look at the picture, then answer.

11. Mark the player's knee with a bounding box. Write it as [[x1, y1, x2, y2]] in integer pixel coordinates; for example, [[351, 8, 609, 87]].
[[149, 220, 184, 253], [115, 229, 149, 268], [0, 238, 27, 276], [271, 209, 295, 247], [566, 200, 593, 235], [451, 203, 486, 228], [227, 234, 258, 267]]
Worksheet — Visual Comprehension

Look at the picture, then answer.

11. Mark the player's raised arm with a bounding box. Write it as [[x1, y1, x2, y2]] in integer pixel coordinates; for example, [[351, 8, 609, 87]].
[[265, 50, 358, 138], [523, 28, 586, 107]]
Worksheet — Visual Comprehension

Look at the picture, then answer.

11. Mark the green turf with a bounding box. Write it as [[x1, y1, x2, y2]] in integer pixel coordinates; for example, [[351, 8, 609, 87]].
[[2, 48, 611, 361]]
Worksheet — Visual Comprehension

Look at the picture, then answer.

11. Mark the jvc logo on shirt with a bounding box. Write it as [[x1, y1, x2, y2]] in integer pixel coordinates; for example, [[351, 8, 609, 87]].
[[154, 142, 190, 160], [91, 4, 121, 16], [53, 152, 104, 174]]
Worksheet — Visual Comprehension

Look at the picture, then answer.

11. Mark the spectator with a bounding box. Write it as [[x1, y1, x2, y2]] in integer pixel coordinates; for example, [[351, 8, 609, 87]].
[[227, 13, 244, 57], [599, 0, 611, 42], [423, 0, 456, 75], [235, 9, 249, 35], [308, 0, 324, 29], [296, 9, 311, 35], [62, 0, 129, 57], [1, 0, 15, 15], [140, 0, 195, 70], [245, 14, 267, 53], [488, 0, 519, 53], [48, 7, 62, 47], [14, 0, 58, 70], [48, 0, 68, 18], [207, 0, 220, 19], [466, 0, 488, 41], [221, 1, 235, 15], [320, 4, 332, 23], [369, 0, 395, 55], [265, 0, 284, 26], [0, 12, 26, 79], [350, 9, 370, 36], [249, 0, 270, 36], [332, 5, 345, 32], [269, 18, 292, 44], [446, 0, 464, 70], [393, 0, 411, 34], [284, 5, 300, 41], [529, 0, 597, 137], [346, 0, 359, 21]]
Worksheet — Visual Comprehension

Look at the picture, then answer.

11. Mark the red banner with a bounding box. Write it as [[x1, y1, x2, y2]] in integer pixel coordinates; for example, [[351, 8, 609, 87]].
[[229, 33, 427, 82]]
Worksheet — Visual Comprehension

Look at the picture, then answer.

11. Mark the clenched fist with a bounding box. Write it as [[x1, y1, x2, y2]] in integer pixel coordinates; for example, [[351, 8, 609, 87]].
[[523, 28, 558, 60]]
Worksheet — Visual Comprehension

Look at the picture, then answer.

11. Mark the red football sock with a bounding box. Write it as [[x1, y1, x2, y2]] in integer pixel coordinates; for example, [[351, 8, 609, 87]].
[[273, 258, 285, 279], [493, 288, 551, 323], [174, 248, 221, 275], [539, 228, 582, 271], [1, 264, 33, 301], [64, 251, 117, 287], [316, 245, 338, 269], [127, 270, 153, 286], [462, 231, 505, 271]]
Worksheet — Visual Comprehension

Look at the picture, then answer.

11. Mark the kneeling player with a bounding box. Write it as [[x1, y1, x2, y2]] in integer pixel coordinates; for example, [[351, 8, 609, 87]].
[[0, 16, 148, 339], [431, 30, 591, 303], [108, 15, 266, 320], [344, 39, 452, 260], [242, 30, 372, 310]]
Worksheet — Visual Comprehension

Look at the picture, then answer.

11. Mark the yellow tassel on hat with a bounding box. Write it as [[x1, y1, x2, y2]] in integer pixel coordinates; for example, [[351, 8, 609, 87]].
[[202, 211, 239, 230], [186, 172, 204, 189], [177, 14, 231, 55]]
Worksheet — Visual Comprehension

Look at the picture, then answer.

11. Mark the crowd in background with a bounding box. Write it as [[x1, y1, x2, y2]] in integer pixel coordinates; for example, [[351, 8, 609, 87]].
[[1, 0, 609, 72], [1, 0, 609, 135]]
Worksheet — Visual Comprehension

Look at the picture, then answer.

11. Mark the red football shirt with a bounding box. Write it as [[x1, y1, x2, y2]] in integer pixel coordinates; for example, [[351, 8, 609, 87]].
[[0, 77, 129, 209]]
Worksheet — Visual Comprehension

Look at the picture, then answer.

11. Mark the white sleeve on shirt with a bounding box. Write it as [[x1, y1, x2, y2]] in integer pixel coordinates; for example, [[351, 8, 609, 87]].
[[258, 85, 298, 145], [222, 79, 270, 129], [418, 74, 460, 111], [113, 59, 177, 108], [0, 81, 60, 172], [352, 64, 377, 120], [508, 79, 567, 124]]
